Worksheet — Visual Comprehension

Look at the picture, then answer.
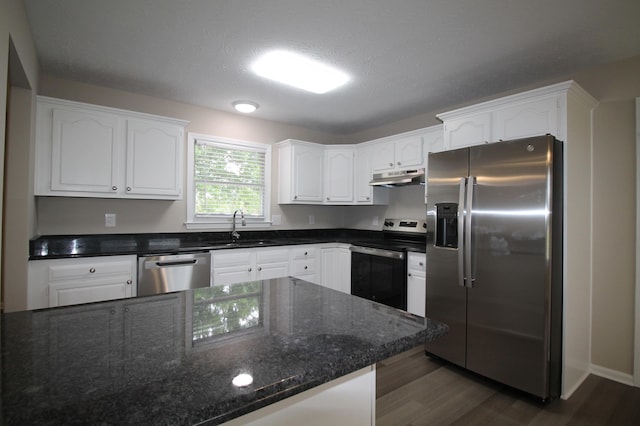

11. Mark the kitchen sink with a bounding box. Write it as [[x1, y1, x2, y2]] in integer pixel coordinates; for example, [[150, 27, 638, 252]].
[[221, 239, 278, 248]]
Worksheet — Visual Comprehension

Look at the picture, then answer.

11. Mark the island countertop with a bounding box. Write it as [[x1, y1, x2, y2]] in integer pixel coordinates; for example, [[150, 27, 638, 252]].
[[1, 277, 447, 425]]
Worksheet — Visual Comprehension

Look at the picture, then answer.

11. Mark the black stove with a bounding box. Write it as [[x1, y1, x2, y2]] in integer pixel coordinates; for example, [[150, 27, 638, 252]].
[[350, 218, 426, 311]]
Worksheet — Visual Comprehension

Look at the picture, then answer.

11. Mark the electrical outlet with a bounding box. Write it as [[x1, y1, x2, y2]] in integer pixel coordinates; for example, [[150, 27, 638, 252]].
[[309, 215, 315, 225], [272, 215, 282, 226], [373, 216, 379, 226], [105, 213, 116, 227]]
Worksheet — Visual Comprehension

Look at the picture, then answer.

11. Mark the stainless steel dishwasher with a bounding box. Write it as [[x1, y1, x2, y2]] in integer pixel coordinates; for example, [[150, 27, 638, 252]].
[[137, 252, 211, 296]]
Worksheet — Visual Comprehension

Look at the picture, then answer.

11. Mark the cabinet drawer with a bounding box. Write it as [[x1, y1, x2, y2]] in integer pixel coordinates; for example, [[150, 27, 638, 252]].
[[290, 246, 316, 259], [291, 258, 316, 275], [48, 260, 133, 282], [212, 250, 253, 268], [407, 253, 426, 274], [256, 248, 290, 264]]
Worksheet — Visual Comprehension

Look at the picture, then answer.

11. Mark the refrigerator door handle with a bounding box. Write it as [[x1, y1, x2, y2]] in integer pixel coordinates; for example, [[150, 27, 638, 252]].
[[465, 176, 476, 288], [457, 177, 467, 287]]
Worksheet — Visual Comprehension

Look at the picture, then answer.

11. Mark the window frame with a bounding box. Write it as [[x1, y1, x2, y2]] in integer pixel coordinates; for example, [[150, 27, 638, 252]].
[[186, 132, 272, 229]]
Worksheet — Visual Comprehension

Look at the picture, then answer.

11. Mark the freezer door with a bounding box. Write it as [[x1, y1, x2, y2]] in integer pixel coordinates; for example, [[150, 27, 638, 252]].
[[465, 136, 557, 398], [425, 148, 469, 367]]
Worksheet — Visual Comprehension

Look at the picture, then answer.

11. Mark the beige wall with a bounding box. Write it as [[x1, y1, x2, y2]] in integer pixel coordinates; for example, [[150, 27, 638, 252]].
[[572, 57, 640, 376], [1, 0, 39, 311]]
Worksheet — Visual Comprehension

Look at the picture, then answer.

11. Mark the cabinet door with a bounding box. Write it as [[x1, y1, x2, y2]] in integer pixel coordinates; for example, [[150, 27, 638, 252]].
[[493, 96, 560, 141], [371, 142, 396, 172], [321, 246, 351, 294], [423, 126, 445, 202], [256, 248, 290, 280], [292, 144, 324, 202], [407, 253, 426, 317], [354, 146, 389, 205], [125, 118, 183, 198], [50, 108, 121, 194], [444, 112, 492, 149], [394, 136, 424, 169], [212, 250, 256, 285], [324, 148, 354, 203], [45, 255, 136, 308]]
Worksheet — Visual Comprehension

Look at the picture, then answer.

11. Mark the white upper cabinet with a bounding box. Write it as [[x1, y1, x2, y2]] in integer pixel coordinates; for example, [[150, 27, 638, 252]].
[[35, 96, 189, 200], [371, 133, 424, 172], [443, 112, 492, 149], [492, 96, 560, 141], [125, 118, 183, 197], [50, 108, 121, 194], [437, 81, 578, 149], [354, 145, 389, 205], [277, 140, 324, 204], [324, 147, 355, 204]]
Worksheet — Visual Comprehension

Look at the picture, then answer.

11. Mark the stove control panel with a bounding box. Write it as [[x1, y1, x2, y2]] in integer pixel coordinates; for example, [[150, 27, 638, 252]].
[[382, 218, 427, 234]]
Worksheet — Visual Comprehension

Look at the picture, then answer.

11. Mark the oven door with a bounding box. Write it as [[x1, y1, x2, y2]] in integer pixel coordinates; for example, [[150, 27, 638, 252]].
[[350, 246, 407, 310]]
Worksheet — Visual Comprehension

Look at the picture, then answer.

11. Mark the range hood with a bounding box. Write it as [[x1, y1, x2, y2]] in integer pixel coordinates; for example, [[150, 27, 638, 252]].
[[369, 168, 425, 187]]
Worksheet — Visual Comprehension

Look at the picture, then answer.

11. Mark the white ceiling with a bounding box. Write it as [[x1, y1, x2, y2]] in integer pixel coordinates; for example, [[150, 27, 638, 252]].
[[22, 0, 640, 134]]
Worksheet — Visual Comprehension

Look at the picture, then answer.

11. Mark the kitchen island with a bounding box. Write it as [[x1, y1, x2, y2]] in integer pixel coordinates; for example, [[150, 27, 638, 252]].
[[1, 277, 446, 425]]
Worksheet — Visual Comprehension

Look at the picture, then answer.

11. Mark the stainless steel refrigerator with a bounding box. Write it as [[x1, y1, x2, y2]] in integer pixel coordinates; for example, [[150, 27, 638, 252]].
[[425, 135, 562, 400]]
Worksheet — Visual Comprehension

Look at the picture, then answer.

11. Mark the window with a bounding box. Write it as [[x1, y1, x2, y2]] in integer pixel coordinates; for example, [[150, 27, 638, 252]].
[[187, 133, 271, 228]]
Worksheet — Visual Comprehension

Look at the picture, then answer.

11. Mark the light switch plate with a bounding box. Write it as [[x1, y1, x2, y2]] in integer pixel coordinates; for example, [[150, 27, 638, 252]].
[[105, 213, 116, 227], [309, 215, 315, 225]]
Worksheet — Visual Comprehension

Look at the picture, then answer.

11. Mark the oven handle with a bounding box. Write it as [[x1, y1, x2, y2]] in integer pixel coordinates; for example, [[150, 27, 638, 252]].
[[349, 245, 405, 260]]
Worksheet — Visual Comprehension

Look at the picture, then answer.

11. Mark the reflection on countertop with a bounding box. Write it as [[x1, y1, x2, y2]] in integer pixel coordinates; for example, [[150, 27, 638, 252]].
[[1, 277, 447, 425]]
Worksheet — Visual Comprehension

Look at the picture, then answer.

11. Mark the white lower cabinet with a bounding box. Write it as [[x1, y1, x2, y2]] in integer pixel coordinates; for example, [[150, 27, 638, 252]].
[[289, 245, 319, 284], [406, 252, 426, 317], [28, 255, 137, 310], [320, 245, 351, 294], [211, 247, 291, 286]]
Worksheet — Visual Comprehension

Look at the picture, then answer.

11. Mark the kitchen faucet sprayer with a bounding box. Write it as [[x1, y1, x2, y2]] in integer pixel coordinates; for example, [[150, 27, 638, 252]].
[[231, 209, 245, 241]]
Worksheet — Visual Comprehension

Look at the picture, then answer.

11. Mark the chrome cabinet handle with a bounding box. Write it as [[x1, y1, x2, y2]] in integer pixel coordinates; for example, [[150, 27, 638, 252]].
[[126, 279, 132, 285], [397, 161, 401, 165], [304, 265, 308, 270], [248, 267, 252, 272], [126, 186, 131, 191], [89, 268, 96, 273], [257, 266, 262, 271], [388, 162, 393, 167], [408, 273, 412, 277], [112, 186, 117, 191], [294, 195, 298, 200]]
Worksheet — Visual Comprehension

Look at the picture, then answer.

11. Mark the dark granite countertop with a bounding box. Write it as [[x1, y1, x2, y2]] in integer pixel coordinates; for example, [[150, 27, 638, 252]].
[[29, 229, 427, 260], [1, 277, 447, 425]]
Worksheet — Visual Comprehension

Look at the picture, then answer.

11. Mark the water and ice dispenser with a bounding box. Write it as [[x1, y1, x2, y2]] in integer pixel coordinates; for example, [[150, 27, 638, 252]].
[[435, 203, 458, 248]]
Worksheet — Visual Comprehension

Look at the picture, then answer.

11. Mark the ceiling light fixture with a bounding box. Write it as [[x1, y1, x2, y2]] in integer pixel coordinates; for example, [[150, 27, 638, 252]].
[[251, 50, 349, 94], [232, 101, 259, 113]]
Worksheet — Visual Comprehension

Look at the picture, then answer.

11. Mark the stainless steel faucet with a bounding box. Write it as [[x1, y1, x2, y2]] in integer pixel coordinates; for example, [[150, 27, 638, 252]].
[[231, 209, 246, 241]]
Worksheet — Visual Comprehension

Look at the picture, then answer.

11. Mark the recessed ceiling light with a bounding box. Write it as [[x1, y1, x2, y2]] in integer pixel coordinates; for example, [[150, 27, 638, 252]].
[[232, 101, 259, 113], [251, 50, 349, 94]]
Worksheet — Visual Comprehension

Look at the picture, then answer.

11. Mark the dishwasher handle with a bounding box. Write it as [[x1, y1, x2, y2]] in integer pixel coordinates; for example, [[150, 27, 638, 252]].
[[155, 259, 198, 267]]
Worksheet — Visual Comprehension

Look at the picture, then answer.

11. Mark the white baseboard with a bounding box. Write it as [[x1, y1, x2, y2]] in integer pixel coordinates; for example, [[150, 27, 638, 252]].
[[590, 364, 635, 387]]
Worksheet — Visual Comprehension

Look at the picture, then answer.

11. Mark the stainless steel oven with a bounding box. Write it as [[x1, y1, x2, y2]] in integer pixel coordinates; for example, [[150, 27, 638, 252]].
[[350, 218, 426, 311]]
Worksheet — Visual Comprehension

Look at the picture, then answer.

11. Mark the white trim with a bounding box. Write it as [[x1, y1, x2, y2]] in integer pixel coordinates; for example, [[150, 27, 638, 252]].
[[186, 132, 272, 228], [635, 97, 640, 387], [591, 364, 635, 387], [36, 95, 190, 127]]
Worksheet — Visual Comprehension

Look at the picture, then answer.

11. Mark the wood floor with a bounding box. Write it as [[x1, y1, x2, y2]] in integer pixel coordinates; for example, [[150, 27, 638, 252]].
[[376, 347, 640, 425]]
